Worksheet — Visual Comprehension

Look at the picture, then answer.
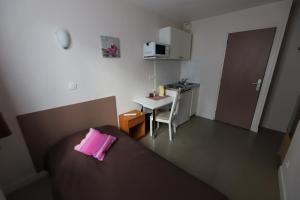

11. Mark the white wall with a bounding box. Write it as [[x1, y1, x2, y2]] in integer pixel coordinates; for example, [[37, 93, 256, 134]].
[[0, 0, 180, 190], [181, 1, 291, 128], [262, 1, 300, 133], [156, 60, 181, 87], [280, 120, 300, 200], [0, 82, 35, 192]]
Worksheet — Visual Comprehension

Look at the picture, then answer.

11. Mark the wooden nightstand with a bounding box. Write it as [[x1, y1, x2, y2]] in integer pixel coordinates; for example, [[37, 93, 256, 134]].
[[119, 110, 145, 140]]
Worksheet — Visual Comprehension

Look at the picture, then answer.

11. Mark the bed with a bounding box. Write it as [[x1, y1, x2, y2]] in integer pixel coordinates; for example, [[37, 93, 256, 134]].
[[17, 96, 228, 200]]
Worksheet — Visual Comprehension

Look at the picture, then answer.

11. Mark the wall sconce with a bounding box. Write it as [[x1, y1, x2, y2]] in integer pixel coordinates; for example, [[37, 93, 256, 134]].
[[0, 112, 12, 139], [55, 29, 71, 50]]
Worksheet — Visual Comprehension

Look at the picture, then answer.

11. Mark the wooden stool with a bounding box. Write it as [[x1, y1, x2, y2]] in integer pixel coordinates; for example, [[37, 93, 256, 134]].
[[119, 110, 145, 140]]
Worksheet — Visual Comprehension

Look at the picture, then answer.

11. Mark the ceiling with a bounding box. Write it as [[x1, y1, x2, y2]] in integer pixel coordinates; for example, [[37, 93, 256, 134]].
[[127, 0, 283, 22]]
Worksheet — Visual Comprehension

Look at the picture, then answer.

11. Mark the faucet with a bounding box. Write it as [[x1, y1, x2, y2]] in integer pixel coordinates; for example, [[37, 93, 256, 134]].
[[179, 78, 188, 85]]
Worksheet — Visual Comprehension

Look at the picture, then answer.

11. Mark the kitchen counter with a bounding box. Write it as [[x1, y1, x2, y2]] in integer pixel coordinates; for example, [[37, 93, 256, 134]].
[[165, 82, 200, 93], [165, 82, 200, 127]]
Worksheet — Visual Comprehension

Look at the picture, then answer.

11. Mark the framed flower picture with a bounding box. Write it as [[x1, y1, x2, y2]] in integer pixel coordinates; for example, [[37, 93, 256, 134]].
[[101, 36, 120, 58]]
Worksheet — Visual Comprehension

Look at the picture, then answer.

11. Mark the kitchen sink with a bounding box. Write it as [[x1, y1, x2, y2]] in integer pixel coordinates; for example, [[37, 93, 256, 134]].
[[165, 82, 199, 92], [185, 83, 194, 86]]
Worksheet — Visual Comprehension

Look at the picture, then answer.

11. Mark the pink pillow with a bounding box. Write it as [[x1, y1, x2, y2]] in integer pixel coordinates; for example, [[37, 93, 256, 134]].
[[74, 128, 117, 161], [93, 134, 117, 161]]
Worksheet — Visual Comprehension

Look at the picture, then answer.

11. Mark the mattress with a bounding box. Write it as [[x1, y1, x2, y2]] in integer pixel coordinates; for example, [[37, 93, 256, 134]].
[[47, 125, 228, 200]]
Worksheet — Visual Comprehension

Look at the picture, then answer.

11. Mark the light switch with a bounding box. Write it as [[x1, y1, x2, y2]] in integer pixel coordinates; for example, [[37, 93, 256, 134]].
[[68, 82, 78, 91]]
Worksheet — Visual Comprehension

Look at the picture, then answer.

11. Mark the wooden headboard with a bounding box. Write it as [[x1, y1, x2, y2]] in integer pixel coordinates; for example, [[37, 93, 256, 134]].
[[17, 96, 118, 171]]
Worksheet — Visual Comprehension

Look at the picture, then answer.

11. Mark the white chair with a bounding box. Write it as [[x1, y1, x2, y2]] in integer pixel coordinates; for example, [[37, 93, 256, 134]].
[[150, 90, 180, 141]]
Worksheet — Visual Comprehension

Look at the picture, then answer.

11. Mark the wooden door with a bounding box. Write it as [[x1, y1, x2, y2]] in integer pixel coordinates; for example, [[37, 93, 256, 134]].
[[216, 28, 276, 129]]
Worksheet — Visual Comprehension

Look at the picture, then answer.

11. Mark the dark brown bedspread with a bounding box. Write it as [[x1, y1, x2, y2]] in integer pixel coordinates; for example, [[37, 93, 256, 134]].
[[47, 126, 228, 200]]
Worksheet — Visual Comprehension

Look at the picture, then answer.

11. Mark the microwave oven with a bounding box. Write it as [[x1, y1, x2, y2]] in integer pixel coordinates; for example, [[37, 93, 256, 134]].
[[143, 42, 169, 58]]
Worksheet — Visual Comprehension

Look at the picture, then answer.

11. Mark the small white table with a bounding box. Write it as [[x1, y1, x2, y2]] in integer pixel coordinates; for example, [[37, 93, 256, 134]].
[[133, 96, 173, 137]]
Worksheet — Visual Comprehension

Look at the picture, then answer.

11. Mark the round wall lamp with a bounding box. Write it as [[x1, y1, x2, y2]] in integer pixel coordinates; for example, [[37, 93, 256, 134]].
[[55, 29, 71, 50]]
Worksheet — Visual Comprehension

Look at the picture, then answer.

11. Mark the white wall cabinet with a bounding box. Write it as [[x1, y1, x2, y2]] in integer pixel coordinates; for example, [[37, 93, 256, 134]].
[[159, 27, 192, 60]]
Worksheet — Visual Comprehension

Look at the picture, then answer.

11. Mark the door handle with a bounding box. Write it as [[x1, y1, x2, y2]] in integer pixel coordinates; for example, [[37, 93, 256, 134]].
[[251, 79, 262, 91]]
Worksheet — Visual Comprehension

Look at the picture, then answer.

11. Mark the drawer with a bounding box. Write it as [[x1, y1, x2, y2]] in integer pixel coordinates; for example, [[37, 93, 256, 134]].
[[128, 115, 145, 128]]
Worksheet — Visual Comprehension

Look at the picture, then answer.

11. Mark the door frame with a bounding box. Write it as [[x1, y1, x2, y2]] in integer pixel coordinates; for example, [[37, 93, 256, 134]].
[[214, 0, 293, 132]]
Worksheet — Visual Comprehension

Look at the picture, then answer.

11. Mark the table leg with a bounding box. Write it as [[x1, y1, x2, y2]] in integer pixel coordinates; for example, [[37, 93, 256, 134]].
[[152, 109, 156, 138]]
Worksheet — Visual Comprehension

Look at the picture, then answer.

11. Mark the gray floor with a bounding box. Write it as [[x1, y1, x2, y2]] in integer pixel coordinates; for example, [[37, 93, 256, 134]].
[[141, 117, 283, 200], [6, 177, 53, 200], [7, 117, 283, 200]]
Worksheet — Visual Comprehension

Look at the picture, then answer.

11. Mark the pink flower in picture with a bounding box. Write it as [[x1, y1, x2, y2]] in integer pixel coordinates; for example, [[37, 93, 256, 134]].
[[101, 36, 120, 58], [107, 44, 119, 57]]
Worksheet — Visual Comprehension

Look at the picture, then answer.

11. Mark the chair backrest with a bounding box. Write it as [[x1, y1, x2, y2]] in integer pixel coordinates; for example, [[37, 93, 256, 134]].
[[166, 89, 180, 121]]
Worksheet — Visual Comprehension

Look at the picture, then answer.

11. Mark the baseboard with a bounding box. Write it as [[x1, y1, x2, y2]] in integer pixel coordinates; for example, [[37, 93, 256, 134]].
[[260, 124, 286, 134], [195, 113, 214, 120], [3, 170, 48, 195], [278, 166, 287, 200], [259, 126, 285, 134]]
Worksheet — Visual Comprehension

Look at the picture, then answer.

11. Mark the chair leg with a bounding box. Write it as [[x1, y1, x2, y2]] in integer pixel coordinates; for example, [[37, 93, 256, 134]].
[[173, 123, 176, 133], [168, 123, 172, 141], [150, 118, 153, 137], [157, 122, 160, 128]]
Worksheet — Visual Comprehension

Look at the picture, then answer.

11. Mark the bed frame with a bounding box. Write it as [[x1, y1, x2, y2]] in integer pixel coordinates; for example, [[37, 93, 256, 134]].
[[17, 96, 118, 171]]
